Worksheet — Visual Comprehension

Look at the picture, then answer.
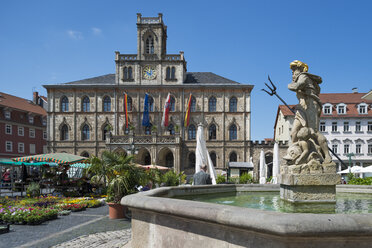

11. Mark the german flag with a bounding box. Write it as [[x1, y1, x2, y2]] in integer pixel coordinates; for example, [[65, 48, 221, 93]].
[[184, 94, 192, 127], [124, 93, 128, 129]]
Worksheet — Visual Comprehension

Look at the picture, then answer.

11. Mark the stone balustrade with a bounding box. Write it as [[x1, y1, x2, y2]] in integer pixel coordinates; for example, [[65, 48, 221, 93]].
[[140, 17, 160, 24], [119, 54, 137, 61], [108, 134, 178, 145], [165, 54, 182, 61]]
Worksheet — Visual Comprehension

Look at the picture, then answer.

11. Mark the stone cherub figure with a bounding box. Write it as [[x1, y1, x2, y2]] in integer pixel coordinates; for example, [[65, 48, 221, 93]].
[[283, 60, 335, 174]]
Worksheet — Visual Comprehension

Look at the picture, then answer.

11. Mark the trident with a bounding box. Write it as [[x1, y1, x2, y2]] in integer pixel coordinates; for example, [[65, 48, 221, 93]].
[[262, 75, 347, 169], [262, 76, 295, 114]]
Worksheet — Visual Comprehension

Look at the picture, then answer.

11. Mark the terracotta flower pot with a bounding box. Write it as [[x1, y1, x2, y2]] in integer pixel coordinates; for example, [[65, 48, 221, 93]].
[[108, 202, 127, 219]]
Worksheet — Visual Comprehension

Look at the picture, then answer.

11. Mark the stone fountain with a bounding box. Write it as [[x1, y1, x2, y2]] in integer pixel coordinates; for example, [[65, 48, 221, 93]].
[[279, 60, 340, 203]]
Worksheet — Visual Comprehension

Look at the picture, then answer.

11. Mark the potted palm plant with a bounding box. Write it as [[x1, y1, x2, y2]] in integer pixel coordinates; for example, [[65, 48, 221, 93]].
[[88, 151, 145, 219]]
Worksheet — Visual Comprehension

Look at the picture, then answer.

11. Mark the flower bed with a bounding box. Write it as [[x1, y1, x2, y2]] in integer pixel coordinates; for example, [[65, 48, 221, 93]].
[[58, 203, 87, 212], [0, 206, 58, 225], [0, 196, 104, 225]]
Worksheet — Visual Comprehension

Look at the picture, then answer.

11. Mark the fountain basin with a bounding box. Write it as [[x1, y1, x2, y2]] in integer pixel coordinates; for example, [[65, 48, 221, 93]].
[[121, 184, 372, 248]]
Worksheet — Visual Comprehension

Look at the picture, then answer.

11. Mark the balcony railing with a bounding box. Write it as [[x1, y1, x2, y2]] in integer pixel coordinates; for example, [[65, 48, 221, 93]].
[[109, 134, 178, 144]]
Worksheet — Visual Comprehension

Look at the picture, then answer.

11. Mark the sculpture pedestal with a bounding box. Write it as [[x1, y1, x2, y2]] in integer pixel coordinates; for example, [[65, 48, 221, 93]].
[[279, 174, 340, 203]]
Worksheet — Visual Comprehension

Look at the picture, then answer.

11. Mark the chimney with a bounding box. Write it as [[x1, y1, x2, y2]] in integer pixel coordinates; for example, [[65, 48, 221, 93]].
[[33, 91, 39, 104], [352, 87, 358, 93]]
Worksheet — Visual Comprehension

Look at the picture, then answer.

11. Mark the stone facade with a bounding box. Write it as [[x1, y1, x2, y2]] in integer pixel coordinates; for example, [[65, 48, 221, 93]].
[[44, 14, 257, 175]]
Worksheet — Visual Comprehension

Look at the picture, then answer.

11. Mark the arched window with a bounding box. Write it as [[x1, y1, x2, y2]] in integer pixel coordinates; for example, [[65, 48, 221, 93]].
[[146, 35, 154, 54], [188, 124, 196, 140], [149, 96, 154, 112], [168, 124, 175, 135], [61, 96, 69, 112], [208, 97, 216, 112], [123, 67, 128, 80], [103, 124, 111, 141], [165, 152, 174, 168], [166, 67, 171, 80], [61, 125, 69, 141], [188, 152, 196, 168], [209, 124, 216, 140], [190, 96, 196, 112], [126, 96, 132, 111], [171, 67, 176, 79], [145, 125, 152, 135], [103, 96, 111, 112], [229, 97, 237, 112], [229, 124, 237, 140], [210, 152, 217, 167], [170, 96, 175, 112], [82, 125, 90, 141], [229, 152, 237, 162], [81, 152, 89, 158], [82, 96, 90, 112], [128, 67, 133, 79]]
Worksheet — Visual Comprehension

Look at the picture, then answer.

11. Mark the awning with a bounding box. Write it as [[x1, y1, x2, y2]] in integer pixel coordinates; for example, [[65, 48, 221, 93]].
[[0, 161, 58, 167], [228, 162, 254, 168], [69, 163, 91, 169], [12, 153, 88, 164], [140, 164, 169, 170]]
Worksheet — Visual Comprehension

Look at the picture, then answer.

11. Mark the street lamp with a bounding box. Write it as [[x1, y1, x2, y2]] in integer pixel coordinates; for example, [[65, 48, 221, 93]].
[[130, 141, 138, 155], [346, 153, 355, 173]]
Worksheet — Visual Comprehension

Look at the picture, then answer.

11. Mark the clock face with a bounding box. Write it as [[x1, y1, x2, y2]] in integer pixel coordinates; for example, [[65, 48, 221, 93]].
[[143, 65, 156, 80]]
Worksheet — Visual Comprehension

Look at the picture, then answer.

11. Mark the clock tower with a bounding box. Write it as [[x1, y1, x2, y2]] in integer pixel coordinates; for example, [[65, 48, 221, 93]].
[[115, 13, 187, 85], [136, 13, 167, 61]]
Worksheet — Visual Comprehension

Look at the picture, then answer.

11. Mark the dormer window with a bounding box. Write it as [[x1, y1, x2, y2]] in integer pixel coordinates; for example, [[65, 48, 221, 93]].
[[29, 116, 34, 124], [337, 104, 346, 114], [146, 35, 154, 54], [4, 111, 11, 119], [323, 104, 332, 115], [358, 103, 368, 114]]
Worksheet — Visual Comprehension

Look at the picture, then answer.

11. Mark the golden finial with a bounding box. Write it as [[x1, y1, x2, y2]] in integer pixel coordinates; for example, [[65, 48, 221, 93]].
[[290, 60, 308, 72]]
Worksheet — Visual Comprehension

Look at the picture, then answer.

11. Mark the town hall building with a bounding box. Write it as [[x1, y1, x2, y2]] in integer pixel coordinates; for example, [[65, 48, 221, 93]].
[[44, 14, 255, 174]]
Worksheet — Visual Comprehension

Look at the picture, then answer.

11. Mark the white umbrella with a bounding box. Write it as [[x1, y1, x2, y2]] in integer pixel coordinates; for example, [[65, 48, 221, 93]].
[[272, 142, 280, 184], [195, 124, 217, 184], [259, 149, 266, 184], [360, 165, 372, 173], [337, 166, 363, 174]]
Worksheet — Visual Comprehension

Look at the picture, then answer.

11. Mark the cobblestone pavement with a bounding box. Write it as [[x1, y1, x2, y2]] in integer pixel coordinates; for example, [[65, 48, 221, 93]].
[[1, 205, 131, 248], [52, 229, 131, 248]]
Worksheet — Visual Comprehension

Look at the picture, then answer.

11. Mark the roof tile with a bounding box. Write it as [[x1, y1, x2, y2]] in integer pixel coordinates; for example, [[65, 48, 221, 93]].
[[0, 92, 46, 116]]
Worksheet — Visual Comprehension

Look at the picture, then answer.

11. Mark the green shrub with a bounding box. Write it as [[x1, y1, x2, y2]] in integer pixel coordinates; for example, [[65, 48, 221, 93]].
[[266, 176, 273, 183], [347, 172, 355, 181], [216, 175, 226, 184], [348, 177, 372, 185], [27, 182, 40, 197], [239, 173, 253, 184], [228, 177, 239, 184], [162, 170, 181, 186]]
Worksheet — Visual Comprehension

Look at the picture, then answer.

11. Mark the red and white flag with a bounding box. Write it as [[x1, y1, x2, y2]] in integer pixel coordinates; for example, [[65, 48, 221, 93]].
[[161, 93, 171, 127]]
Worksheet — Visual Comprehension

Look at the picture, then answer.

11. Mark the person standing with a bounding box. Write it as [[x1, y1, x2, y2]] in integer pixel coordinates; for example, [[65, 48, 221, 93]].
[[2, 169, 11, 187], [193, 164, 212, 185]]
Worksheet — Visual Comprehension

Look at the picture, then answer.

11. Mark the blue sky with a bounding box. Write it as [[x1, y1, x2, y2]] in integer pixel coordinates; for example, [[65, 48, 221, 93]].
[[1, 0, 371, 140]]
